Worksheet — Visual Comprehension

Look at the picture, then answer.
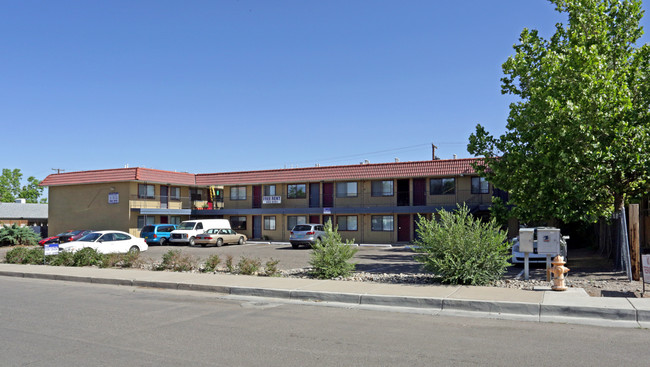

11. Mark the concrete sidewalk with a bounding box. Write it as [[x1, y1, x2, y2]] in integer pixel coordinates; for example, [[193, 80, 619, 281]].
[[1, 263, 649, 329]]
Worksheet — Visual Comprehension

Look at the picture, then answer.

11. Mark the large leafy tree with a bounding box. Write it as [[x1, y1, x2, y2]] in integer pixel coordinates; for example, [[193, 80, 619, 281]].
[[0, 169, 46, 203], [468, 0, 650, 224]]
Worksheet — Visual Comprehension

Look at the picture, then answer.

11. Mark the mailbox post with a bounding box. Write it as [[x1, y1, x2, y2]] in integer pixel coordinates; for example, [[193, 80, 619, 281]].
[[537, 228, 561, 281], [519, 228, 535, 280]]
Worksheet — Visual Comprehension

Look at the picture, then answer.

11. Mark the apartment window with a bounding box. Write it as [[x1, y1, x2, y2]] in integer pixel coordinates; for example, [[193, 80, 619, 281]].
[[371, 215, 394, 231], [336, 182, 358, 197], [230, 186, 247, 200], [264, 185, 276, 196], [287, 184, 306, 199], [138, 184, 154, 199], [230, 216, 247, 230], [430, 178, 456, 195], [170, 216, 181, 225], [190, 188, 203, 201], [371, 180, 394, 196], [287, 215, 307, 230], [170, 187, 181, 200], [471, 177, 489, 194], [337, 216, 358, 231], [264, 216, 276, 231], [137, 216, 155, 228]]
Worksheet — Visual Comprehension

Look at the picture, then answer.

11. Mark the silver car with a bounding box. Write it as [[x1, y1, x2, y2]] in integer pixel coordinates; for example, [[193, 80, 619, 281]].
[[289, 224, 326, 249]]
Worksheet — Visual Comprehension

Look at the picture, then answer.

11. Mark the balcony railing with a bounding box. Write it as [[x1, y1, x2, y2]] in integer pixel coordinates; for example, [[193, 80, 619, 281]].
[[129, 195, 224, 210]]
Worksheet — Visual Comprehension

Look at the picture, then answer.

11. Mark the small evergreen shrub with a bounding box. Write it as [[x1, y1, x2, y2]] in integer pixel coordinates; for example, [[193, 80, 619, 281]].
[[0, 224, 40, 246], [49, 251, 74, 266], [264, 258, 280, 277], [224, 254, 235, 272], [203, 254, 221, 273], [101, 252, 141, 268], [309, 221, 358, 279], [72, 247, 104, 267], [413, 205, 511, 285], [5, 247, 43, 264], [156, 249, 197, 272], [237, 256, 261, 275]]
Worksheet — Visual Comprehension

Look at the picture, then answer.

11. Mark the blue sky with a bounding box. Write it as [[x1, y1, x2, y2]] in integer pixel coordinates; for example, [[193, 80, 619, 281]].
[[2, 0, 649, 186]]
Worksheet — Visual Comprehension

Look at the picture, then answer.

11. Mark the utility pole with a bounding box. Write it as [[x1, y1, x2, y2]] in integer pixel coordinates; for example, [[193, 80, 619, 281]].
[[52, 168, 65, 174]]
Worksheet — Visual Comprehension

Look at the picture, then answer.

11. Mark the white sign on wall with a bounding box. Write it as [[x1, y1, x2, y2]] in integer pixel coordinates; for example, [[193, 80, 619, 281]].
[[642, 255, 650, 284], [108, 192, 119, 204], [263, 196, 281, 204]]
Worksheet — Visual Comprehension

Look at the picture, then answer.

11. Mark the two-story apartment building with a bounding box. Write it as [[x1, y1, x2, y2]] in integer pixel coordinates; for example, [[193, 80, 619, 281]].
[[41, 158, 494, 243]]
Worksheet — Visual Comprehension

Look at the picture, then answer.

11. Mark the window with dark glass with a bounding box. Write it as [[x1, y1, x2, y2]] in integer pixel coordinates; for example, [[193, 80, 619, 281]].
[[287, 184, 306, 199], [471, 177, 489, 194], [430, 178, 456, 195], [371, 215, 394, 231], [371, 180, 393, 196], [230, 186, 247, 200], [336, 182, 358, 197], [287, 215, 307, 230], [138, 184, 154, 199], [337, 216, 358, 231], [170, 187, 181, 200], [190, 188, 203, 201], [230, 216, 247, 230], [264, 216, 276, 230], [264, 185, 276, 196]]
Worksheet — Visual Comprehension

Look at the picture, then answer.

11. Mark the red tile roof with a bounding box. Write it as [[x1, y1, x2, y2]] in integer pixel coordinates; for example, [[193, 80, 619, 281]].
[[40, 158, 482, 187], [195, 158, 480, 185], [40, 168, 196, 186]]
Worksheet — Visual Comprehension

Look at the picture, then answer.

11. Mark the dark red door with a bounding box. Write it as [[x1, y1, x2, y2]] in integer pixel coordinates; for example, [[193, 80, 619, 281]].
[[309, 215, 320, 224], [413, 178, 426, 206], [252, 185, 262, 208], [398, 214, 411, 242], [160, 216, 168, 224], [322, 183, 334, 207]]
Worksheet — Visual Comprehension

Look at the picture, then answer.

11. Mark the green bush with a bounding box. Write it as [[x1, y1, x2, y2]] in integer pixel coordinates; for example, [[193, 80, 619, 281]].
[[264, 258, 280, 277], [413, 205, 511, 285], [72, 247, 104, 267], [5, 247, 43, 264], [101, 252, 141, 268], [309, 221, 358, 279], [203, 254, 221, 273], [49, 251, 74, 266], [156, 249, 197, 272], [237, 256, 261, 275], [0, 224, 40, 246]]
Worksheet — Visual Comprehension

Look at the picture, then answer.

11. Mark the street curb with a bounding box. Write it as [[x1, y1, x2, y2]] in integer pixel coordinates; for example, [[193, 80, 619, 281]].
[[0, 269, 646, 328]]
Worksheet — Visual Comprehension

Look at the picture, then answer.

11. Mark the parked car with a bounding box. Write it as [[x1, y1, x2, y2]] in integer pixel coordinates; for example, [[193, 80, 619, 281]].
[[140, 224, 177, 246], [194, 228, 247, 247], [38, 230, 74, 246], [58, 230, 93, 243], [289, 224, 326, 249], [59, 230, 148, 254], [169, 219, 231, 246]]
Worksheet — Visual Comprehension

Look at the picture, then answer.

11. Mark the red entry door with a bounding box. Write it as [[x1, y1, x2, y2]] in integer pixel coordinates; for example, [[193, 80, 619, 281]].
[[398, 214, 411, 242], [309, 215, 320, 224], [322, 183, 334, 207], [252, 186, 262, 208]]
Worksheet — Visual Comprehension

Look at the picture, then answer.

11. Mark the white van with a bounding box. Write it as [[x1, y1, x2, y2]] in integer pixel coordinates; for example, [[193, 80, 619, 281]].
[[169, 219, 231, 246]]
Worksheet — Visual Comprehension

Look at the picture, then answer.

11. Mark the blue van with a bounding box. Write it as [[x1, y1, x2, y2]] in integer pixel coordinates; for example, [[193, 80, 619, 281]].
[[140, 224, 177, 246]]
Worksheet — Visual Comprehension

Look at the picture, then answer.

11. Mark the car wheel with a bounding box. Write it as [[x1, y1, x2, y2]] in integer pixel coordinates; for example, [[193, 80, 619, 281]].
[[128, 246, 140, 254], [238, 237, 245, 245], [159, 237, 167, 246], [188, 237, 195, 246], [216, 238, 223, 247], [291, 243, 299, 249]]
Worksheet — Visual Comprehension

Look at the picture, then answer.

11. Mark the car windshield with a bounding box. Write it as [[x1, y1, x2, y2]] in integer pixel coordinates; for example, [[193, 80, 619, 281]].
[[78, 233, 101, 242], [178, 222, 196, 230], [293, 225, 313, 231], [141, 225, 155, 232]]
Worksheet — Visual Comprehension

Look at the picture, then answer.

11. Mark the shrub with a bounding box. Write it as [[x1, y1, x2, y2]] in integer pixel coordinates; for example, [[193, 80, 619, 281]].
[[224, 254, 234, 272], [237, 256, 261, 275], [264, 258, 280, 277], [203, 254, 221, 273], [101, 252, 141, 268], [156, 249, 197, 272], [5, 247, 44, 264], [49, 251, 74, 266], [413, 205, 511, 285], [72, 247, 104, 267], [0, 224, 40, 246], [309, 221, 358, 279]]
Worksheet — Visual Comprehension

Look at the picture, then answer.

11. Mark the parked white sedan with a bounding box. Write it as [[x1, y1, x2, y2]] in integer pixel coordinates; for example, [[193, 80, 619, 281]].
[[59, 230, 148, 254]]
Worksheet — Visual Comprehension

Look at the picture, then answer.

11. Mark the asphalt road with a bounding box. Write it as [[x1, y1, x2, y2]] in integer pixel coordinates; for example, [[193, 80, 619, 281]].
[[2, 277, 649, 367]]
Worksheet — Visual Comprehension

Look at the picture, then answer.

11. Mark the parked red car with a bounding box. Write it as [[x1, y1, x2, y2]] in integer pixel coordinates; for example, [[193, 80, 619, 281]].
[[38, 230, 75, 246], [57, 230, 93, 243]]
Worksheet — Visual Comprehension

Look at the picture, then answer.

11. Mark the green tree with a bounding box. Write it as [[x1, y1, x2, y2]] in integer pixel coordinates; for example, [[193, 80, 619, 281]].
[[309, 221, 358, 279], [0, 168, 46, 203], [468, 0, 650, 224]]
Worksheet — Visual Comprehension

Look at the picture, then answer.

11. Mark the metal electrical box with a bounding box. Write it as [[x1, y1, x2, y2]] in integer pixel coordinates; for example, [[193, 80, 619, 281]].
[[537, 228, 561, 254], [519, 228, 535, 253]]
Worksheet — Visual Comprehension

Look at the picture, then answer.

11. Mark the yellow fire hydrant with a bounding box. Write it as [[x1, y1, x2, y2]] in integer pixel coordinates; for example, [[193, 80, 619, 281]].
[[548, 255, 570, 291]]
